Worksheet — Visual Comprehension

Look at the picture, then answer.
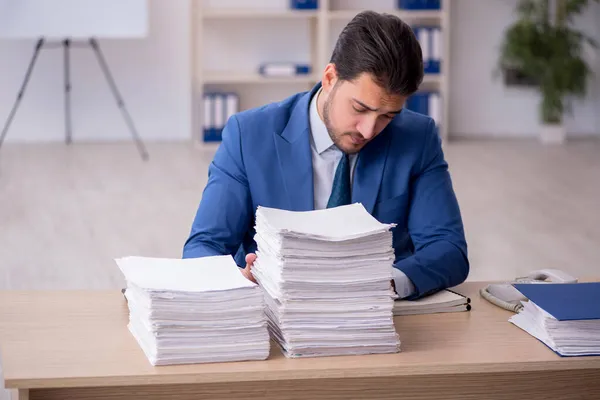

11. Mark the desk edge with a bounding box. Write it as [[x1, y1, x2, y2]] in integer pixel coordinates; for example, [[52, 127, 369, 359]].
[[6, 358, 600, 390]]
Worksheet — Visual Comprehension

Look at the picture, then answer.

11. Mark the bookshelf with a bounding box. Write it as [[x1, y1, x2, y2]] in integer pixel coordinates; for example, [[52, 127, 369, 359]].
[[191, 0, 450, 144]]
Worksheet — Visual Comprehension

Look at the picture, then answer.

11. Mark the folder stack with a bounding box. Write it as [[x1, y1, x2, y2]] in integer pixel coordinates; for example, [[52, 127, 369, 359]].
[[117, 255, 270, 366], [252, 203, 401, 358], [414, 25, 442, 75], [203, 92, 239, 143], [509, 282, 600, 356]]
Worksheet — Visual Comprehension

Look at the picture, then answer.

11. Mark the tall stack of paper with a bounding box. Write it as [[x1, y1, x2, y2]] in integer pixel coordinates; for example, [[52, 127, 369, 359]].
[[117, 255, 270, 366], [252, 203, 401, 358], [509, 283, 600, 356]]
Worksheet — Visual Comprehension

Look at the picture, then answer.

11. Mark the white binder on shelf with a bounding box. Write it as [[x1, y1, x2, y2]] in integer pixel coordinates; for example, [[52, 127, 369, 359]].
[[431, 27, 442, 74], [202, 92, 239, 142], [225, 93, 239, 123], [202, 93, 214, 142], [215, 93, 225, 135], [416, 27, 431, 74], [429, 92, 441, 127]]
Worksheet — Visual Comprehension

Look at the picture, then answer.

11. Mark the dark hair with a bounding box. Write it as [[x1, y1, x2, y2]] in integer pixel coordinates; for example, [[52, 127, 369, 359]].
[[330, 10, 424, 96]]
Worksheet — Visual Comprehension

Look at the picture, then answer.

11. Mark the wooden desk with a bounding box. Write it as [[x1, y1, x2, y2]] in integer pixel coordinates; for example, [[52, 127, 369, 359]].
[[1, 282, 599, 400]]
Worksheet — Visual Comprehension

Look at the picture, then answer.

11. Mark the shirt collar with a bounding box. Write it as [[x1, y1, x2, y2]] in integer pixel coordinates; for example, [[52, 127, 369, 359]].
[[309, 87, 335, 154]]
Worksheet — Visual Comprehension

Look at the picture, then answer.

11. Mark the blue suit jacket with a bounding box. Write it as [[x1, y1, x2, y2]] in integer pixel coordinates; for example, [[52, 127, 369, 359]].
[[183, 83, 469, 299]]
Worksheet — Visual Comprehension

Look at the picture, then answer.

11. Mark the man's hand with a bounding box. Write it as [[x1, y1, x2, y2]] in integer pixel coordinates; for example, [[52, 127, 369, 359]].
[[241, 253, 257, 283]]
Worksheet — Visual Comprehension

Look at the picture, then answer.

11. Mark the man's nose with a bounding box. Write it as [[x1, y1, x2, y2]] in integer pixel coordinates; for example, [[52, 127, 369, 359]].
[[357, 117, 377, 140]]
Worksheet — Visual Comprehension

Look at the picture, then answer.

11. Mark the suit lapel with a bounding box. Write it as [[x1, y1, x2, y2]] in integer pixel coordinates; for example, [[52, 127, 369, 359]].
[[352, 128, 393, 214], [273, 85, 320, 211]]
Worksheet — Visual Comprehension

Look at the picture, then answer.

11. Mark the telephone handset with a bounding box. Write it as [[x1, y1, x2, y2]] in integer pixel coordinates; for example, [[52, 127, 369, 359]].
[[480, 269, 578, 313]]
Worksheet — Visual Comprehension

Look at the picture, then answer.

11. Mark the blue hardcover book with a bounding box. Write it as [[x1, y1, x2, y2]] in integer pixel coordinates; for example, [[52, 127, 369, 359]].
[[290, 0, 318, 9], [513, 283, 600, 321]]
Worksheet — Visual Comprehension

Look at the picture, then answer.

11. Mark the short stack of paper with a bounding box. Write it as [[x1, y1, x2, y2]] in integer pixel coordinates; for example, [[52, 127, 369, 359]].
[[509, 282, 600, 356], [117, 255, 270, 366], [393, 289, 471, 316], [252, 203, 401, 358]]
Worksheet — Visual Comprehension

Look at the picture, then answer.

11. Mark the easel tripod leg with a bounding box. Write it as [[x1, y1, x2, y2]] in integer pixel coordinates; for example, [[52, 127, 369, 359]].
[[0, 38, 45, 149], [64, 39, 72, 144], [89, 38, 149, 161]]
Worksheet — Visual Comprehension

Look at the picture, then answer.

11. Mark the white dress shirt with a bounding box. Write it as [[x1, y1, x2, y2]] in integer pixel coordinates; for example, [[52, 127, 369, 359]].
[[307, 88, 415, 299]]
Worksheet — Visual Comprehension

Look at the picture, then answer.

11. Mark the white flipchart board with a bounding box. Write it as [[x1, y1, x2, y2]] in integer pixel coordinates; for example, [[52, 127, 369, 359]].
[[0, 0, 148, 39]]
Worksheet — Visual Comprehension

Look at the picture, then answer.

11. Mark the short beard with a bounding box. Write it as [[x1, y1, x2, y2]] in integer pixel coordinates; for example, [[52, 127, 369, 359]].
[[322, 83, 357, 154]]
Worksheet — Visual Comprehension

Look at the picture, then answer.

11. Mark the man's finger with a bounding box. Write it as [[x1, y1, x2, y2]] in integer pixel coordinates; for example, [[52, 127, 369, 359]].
[[242, 267, 257, 283], [239, 253, 258, 283], [245, 253, 257, 267]]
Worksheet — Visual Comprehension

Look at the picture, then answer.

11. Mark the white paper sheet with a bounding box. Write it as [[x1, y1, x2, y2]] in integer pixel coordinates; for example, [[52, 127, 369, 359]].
[[116, 255, 255, 293], [256, 203, 395, 241]]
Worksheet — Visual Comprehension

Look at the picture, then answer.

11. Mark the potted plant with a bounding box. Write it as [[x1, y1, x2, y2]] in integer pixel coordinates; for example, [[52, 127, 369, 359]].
[[498, 0, 598, 144]]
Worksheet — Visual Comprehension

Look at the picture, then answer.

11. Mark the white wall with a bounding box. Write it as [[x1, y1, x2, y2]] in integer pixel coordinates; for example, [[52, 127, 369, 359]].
[[449, 0, 600, 138], [1, 0, 598, 143], [0, 0, 191, 143]]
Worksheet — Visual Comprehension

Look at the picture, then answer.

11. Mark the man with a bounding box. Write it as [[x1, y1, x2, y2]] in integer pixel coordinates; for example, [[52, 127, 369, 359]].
[[183, 11, 469, 299]]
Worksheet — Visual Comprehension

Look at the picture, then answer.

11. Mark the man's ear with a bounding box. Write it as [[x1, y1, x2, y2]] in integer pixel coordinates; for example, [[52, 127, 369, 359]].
[[321, 63, 338, 93]]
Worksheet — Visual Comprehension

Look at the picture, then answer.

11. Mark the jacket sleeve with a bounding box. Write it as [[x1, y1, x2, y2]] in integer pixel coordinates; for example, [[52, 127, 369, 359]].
[[393, 119, 469, 298], [182, 115, 252, 260]]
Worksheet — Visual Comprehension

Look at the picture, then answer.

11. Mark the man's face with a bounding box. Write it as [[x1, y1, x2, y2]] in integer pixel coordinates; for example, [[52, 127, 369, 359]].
[[320, 69, 407, 154]]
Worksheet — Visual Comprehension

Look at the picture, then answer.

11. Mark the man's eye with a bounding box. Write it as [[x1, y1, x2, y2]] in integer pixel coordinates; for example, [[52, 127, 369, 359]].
[[353, 106, 366, 113]]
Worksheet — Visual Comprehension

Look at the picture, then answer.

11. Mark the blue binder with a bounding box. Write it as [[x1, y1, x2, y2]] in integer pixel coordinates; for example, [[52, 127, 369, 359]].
[[259, 63, 311, 76], [398, 0, 417, 8], [290, 0, 318, 9], [203, 92, 239, 142], [202, 92, 213, 142], [406, 92, 430, 116], [513, 283, 600, 321], [427, 0, 441, 9], [414, 26, 441, 74], [398, 0, 440, 10]]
